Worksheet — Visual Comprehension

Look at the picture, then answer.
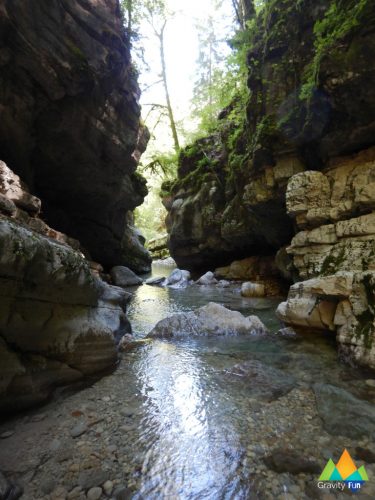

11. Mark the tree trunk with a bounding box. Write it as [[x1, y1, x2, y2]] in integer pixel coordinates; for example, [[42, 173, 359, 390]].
[[158, 23, 180, 153], [127, 0, 132, 32], [232, 0, 255, 29]]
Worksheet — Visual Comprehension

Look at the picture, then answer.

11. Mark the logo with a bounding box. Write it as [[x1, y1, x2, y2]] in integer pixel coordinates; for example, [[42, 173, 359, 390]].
[[318, 449, 368, 492]]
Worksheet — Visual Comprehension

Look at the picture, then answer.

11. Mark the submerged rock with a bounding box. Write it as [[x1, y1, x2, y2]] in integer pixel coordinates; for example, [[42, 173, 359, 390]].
[[196, 271, 218, 285], [264, 447, 320, 474], [110, 266, 143, 287], [313, 383, 375, 440], [147, 302, 267, 338], [224, 360, 295, 401]]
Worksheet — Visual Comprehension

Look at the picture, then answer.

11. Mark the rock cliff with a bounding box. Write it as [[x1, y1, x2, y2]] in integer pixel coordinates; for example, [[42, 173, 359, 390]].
[[0, 0, 151, 273], [162, 0, 375, 368], [277, 149, 375, 369], [0, 161, 131, 412]]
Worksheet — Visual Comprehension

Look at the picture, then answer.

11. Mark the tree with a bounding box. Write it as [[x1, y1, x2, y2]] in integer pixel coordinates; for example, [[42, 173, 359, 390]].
[[120, 1, 180, 153], [192, 16, 224, 128], [144, 1, 180, 153], [232, 0, 255, 29]]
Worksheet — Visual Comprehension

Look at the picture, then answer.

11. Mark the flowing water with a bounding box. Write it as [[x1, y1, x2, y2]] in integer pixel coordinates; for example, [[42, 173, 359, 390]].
[[120, 263, 375, 499], [1, 262, 375, 499]]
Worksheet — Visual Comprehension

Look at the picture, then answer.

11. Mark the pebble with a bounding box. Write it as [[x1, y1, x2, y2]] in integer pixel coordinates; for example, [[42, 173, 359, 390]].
[[51, 486, 68, 498], [40, 477, 57, 494], [87, 486, 102, 500], [31, 413, 47, 422], [71, 422, 88, 438], [0, 430, 14, 439], [103, 480, 114, 495], [366, 379, 375, 388], [68, 486, 83, 499], [78, 469, 110, 490]]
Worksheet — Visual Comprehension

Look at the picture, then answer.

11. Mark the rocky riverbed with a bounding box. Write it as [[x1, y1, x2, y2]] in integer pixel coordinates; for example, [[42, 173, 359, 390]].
[[1, 268, 375, 500]]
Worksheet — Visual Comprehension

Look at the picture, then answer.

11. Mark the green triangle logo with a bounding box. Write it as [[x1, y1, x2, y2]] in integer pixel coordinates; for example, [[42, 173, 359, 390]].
[[358, 465, 369, 481], [319, 459, 336, 480]]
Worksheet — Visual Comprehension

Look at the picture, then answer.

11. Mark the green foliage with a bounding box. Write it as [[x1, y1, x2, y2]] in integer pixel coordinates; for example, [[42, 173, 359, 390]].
[[191, 5, 255, 137], [140, 150, 178, 178], [134, 184, 167, 241], [300, 0, 370, 100]]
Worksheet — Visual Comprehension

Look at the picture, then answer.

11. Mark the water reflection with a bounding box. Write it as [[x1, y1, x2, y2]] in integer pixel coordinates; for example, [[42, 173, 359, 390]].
[[124, 262, 374, 499], [133, 340, 248, 499]]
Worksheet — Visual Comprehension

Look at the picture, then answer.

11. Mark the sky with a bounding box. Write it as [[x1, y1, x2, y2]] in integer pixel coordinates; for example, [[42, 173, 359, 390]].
[[137, 0, 235, 150]]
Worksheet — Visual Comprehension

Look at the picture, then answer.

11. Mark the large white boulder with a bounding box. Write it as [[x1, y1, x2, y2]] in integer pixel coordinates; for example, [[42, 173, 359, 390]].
[[147, 302, 267, 338]]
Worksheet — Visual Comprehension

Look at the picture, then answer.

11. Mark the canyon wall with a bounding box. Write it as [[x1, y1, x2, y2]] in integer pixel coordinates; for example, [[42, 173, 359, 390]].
[[0, 161, 132, 412], [163, 0, 375, 368], [0, 0, 151, 273], [0, 0, 150, 410]]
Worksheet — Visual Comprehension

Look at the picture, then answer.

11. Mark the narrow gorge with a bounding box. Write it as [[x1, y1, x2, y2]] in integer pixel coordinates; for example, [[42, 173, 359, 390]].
[[0, 1, 375, 499]]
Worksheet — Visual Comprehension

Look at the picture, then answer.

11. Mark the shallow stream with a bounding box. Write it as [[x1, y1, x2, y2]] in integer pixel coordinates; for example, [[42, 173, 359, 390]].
[[1, 262, 375, 499]]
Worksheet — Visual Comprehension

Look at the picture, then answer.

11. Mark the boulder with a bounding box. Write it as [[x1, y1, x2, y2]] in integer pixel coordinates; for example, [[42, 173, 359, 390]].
[[313, 383, 375, 440], [164, 269, 191, 289], [195, 271, 218, 285], [0, 219, 128, 413], [277, 272, 375, 369], [145, 276, 166, 286], [148, 234, 169, 259], [217, 280, 231, 288], [241, 282, 266, 298], [264, 448, 320, 474], [110, 266, 143, 287], [224, 360, 295, 401], [147, 302, 267, 338]]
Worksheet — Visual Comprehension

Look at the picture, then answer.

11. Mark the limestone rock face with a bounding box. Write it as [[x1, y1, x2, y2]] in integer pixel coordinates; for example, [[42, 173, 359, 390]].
[[241, 282, 266, 298], [0, 162, 130, 412], [277, 270, 375, 370], [147, 302, 267, 338], [0, 0, 151, 273], [278, 147, 375, 370], [163, 0, 375, 274], [286, 149, 375, 280], [164, 157, 296, 272], [148, 234, 169, 260], [286, 148, 375, 279], [214, 256, 286, 296], [0, 219, 130, 412]]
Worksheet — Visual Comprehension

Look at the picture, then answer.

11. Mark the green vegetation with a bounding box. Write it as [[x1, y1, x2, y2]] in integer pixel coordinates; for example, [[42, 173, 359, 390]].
[[300, 0, 370, 100]]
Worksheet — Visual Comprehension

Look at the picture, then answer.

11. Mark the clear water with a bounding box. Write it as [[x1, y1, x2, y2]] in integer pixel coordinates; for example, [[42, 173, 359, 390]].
[[120, 263, 375, 499]]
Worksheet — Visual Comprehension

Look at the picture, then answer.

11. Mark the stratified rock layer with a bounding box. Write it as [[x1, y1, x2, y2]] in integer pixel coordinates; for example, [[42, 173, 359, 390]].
[[0, 0, 151, 272], [0, 161, 130, 412], [278, 149, 375, 370]]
